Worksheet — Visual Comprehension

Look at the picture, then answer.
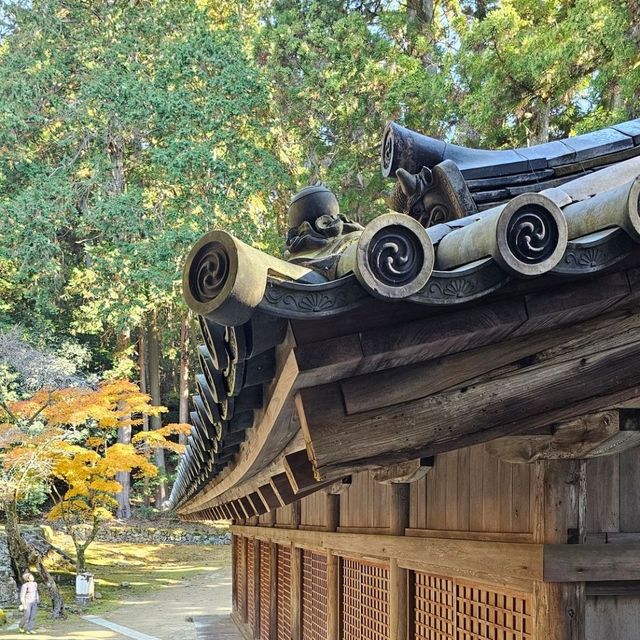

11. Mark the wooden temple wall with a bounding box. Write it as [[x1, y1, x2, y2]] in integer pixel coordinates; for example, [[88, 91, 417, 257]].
[[227, 443, 640, 639]]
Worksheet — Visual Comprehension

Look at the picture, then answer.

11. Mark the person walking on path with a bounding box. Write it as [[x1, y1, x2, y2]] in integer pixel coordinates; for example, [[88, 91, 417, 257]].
[[18, 572, 39, 634]]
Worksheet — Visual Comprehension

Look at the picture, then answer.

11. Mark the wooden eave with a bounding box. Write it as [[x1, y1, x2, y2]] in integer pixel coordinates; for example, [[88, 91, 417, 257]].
[[176, 255, 640, 517], [172, 119, 640, 517]]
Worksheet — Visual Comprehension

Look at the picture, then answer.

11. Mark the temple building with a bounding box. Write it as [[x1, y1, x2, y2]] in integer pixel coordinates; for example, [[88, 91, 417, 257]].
[[170, 119, 640, 640]]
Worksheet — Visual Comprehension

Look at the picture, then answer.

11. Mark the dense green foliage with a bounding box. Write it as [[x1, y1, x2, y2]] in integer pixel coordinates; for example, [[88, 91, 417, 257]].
[[0, 0, 637, 469]]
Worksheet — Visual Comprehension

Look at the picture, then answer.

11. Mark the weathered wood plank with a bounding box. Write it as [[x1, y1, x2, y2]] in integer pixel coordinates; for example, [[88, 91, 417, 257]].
[[620, 447, 640, 532], [299, 335, 640, 477], [586, 456, 620, 533], [485, 410, 640, 463], [544, 544, 640, 582], [341, 307, 640, 417]]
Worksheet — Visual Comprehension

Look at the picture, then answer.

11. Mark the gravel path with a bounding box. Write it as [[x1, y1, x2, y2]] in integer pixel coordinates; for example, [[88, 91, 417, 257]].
[[2, 547, 233, 640]]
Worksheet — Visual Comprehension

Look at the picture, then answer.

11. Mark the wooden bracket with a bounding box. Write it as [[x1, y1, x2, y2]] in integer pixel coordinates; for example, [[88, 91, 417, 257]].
[[372, 457, 434, 484], [486, 409, 640, 463]]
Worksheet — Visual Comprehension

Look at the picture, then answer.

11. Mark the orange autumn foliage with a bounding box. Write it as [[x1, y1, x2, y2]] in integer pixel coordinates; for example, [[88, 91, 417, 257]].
[[0, 379, 191, 515]]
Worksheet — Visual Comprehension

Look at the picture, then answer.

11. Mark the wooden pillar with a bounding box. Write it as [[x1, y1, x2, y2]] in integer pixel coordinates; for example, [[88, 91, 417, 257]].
[[270, 542, 278, 640], [253, 538, 261, 640], [291, 544, 302, 640], [292, 500, 301, 528], [326, 493, 340, 532], [241, 536, 249, 623], [389, 483, 410, 640], [327, 551, 340, 640], [232, 534, 238, 616], [533, 460, 586, 640]]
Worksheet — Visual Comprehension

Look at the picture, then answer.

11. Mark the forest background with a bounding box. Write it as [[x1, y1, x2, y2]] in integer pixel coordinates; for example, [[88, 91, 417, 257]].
[[0, 0, 638, 513]]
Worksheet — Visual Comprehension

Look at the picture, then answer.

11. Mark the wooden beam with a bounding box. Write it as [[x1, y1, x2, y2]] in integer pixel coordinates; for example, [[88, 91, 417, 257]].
[[271, 473, 296, 505], [544, 544, 640, 582], [373, 458, 433, 484], [240, 495, 257, 517], [284, 449, 318, 493], [248, 492, 268, 516], [232, 525, 542, 591], [258, 483, 283, 510], [297, 331, 640, 478], [486, 409, 640, 463]]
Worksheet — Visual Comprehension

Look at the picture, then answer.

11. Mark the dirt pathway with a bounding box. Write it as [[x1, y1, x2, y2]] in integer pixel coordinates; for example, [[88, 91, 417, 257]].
[[2, 547, 233, 640]]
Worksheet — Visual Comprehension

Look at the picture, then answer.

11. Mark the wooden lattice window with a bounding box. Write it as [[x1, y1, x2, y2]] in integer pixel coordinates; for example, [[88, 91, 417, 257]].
[[247, 539, 256, 631], [414, 572, 455, 640], [456, 580, 531, 640], [342, 557, 390, 640], [413, 571, 531, 640], [301, 549, 328, 640], [259, 541, 271, 640], [277, 545, 292, 640]]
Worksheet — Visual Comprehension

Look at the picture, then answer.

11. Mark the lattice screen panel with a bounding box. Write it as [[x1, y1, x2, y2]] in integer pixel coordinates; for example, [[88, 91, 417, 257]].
[[342, 557, 390, 640], [277, 545, 292, 640], [259, 541, 271, 640], [456, 580, 531, 640], [414, 572, 455, 640], [413, 571, 531, 640], [247, 539, 256, 631], [301, 550, 328, 640]]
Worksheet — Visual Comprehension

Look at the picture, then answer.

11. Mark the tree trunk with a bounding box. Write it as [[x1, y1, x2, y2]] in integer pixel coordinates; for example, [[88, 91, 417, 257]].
[[35, 555, 65, 618], [528, 98, 551, 145], [407, 0, 433, 24], [4, 499, 30, 579], [75, 546, 87, 574], [115, 330, 132, 519], [178, 312, 191, 445], [116, 421, 132, 519], [139, 328, 151, 508], [5, 499, 65, 618], [147, 311, 166, 508]]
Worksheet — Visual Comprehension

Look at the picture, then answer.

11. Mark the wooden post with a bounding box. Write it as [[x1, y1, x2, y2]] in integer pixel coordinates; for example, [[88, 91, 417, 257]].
[[389, 484, 410, 640], [292, 500, 301, 529], [326, 493, 340, 532], [253, 538, 261, 640], [327, 551, 340, 640], [270, 542, 278, 640], [532, 460, 586, 640], [291, 544, 302, 640], [241, 536, 249, 623]]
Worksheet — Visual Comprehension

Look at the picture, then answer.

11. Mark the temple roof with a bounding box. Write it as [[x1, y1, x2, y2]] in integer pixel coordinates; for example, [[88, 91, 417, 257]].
[[169, 120, 640, 518]]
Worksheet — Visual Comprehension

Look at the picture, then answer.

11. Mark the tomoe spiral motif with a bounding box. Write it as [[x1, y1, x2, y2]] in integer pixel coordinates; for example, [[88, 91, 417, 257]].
[[506, 205, 559, 265], [367, 225, 424, 287], [190, 241, 230, 302], [382, 126, 394, 175]]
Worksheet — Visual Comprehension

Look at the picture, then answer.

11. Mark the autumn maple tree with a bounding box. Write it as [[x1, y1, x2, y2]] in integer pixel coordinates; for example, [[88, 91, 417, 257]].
[[0, 379, 189, 614]]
